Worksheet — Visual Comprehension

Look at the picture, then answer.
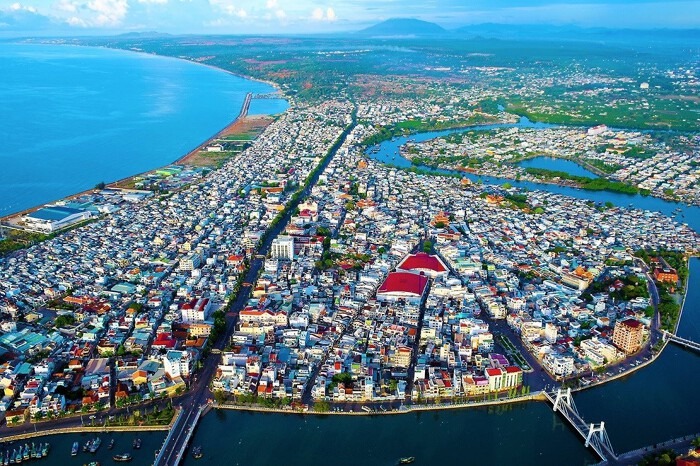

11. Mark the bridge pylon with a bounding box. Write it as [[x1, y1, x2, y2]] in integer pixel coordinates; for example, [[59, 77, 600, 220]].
[[552, 387, 572, 413]]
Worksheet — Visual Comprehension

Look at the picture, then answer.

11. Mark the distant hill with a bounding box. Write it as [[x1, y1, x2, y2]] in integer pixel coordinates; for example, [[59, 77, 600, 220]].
[[453, 23, 700, 44], [358, 18, 447, 37]]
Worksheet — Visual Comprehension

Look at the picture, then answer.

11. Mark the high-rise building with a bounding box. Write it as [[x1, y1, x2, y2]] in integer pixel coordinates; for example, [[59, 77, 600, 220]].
[[612, 318, 644, 354]]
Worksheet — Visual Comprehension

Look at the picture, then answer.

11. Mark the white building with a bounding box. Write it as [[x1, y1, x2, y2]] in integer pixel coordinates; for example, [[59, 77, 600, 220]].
[[271, 235, 294, 260], [23, 206, 91, 233], [163, 350, 192, 379]]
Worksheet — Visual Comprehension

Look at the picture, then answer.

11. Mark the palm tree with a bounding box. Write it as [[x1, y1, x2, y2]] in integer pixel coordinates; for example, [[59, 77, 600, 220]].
[[691, 437, 700, 449]]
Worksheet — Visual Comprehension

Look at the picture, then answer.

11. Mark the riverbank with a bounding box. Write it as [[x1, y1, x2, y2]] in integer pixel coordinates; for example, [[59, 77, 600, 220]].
[[211, 392, 546, 416], [0, 407, 179, 443]]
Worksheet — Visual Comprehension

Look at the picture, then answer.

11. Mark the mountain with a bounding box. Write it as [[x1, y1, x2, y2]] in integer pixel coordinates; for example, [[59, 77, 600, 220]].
[[357, 18, 447, 37]]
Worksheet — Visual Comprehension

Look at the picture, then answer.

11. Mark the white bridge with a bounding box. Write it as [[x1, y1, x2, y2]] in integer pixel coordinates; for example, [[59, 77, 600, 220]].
[[543, 388, 617, 462], [661, 330, 700, 352]]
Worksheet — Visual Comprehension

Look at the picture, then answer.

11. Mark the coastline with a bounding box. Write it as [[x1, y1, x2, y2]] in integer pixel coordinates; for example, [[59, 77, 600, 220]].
[[0, 42, 289, 224]]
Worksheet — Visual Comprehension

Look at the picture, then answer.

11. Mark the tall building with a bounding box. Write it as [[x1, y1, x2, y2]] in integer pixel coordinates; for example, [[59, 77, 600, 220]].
[[271, 235, 294, 260], [612, 318, 644, 354]]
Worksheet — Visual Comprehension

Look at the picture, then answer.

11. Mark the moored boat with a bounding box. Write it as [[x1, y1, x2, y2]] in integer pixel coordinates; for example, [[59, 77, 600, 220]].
[[89, 437, 101, 453], [112, 453, 132, 462], [71, 442, 79, 456], [132, 439, 141, 450], [399, 457, 415, 464], [108, 439, 115, 450], [192, 446, 203, 459]]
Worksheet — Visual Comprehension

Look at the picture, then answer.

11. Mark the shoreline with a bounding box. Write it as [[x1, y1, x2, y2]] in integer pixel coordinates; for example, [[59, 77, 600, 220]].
[[0, 42, 290, 223], [210, 392, 546, 417], [0, 407, 180, 444], [572, 255, 694, 393]]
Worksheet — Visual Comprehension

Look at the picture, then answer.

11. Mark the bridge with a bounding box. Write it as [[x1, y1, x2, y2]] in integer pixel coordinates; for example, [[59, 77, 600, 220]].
[[661, 330, 700, 352], [543, 388, 617, 463]]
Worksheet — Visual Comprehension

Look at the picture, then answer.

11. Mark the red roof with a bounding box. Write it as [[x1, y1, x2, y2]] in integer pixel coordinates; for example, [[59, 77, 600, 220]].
[[398, 253, 446, 273], [620, 318, 642, 329], [486, 368, 502, 377], [377, 271, 429, 296], [505, 366, 522, 374]]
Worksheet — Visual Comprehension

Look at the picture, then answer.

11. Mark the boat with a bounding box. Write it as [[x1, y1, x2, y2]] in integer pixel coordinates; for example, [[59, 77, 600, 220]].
[[86, 462, 101, 466], [112, 453, 132, 462], [192, 446, 203, 459], [22, 444, 28, 461], [89, 437, 101, 453], [132, 439, 141, 450], [14, 448, 21, 464], [108, 439, 115, 450], [72, 442, 79, 456], [83, 439, 91, 452], [41, 443, 48, 458], [399, 457, 415, 464]]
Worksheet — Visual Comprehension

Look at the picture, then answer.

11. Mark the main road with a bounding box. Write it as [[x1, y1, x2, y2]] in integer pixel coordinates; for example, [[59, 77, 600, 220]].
[[155, 107, 357, 466]]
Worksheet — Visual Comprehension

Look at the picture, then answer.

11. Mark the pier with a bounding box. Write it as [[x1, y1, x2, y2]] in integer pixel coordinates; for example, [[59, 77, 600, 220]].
[[543, 388, 617, 463]]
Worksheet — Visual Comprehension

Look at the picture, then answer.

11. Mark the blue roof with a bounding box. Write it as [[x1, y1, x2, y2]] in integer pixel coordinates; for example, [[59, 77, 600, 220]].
[[27, 206, 85, 221]]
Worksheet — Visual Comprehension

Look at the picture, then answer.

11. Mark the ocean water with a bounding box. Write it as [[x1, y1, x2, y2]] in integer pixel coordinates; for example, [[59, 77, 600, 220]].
[[0, 43, 287, 217]]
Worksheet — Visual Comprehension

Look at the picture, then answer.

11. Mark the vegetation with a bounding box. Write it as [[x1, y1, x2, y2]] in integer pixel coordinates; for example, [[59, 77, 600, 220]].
[[638, 449, 678, 466], [54, 314, 76, 328], [523, 167, 639, 194]]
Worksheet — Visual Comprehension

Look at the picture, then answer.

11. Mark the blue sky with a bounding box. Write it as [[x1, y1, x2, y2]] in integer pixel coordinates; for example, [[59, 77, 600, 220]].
[[0, 0, 698, 36]]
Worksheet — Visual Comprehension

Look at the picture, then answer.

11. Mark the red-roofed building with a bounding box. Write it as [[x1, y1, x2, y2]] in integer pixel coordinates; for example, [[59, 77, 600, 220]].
[[377, 271, 429, 304], [152, 333, 177, 350], [397, 253, 448, 278]]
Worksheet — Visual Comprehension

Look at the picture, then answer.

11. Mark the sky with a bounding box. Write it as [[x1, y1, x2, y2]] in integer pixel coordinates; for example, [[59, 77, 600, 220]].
[[0, 0, 698, 36]]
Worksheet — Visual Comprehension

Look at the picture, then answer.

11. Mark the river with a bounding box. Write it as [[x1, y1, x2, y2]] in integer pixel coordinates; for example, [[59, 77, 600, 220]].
[[368, 119, 697, 231]]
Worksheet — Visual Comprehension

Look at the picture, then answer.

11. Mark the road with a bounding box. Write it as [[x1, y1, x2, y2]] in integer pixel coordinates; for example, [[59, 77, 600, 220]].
[[155, 107, 358, 465]]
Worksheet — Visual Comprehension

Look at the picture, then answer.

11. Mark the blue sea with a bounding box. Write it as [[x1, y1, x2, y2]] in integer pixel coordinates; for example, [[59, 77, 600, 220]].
[[0, 43, 288, 217]]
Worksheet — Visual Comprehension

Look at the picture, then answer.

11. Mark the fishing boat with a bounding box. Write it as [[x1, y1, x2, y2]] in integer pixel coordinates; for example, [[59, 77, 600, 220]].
[[22, 444, 29, 461], [41, 443, 49, 458], [132, 439, 141, 450], [86, 462, 101, 466], [108, 439, 115, 450], [83, 439, 91, 452], [14, 448, 21, 463], [112, 453, 132, 462], [71, 442, 79, 456], [89, 437, 101, 453], [192, 446, 203, 459], [398, 457, 415, 464]]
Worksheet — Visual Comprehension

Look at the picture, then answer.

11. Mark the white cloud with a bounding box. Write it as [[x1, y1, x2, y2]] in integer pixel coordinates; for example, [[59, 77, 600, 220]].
[[209, 0, 241, 16], [138, 0, 168, 4], [56, 0, 78, 12], [84, 0, 129, 25], [7, 2, 37, 12], [275, 8, 285, 19], [265, 0, 276, 9], [311, 6, 336, 22]]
